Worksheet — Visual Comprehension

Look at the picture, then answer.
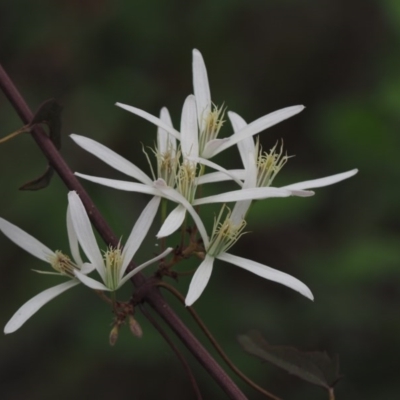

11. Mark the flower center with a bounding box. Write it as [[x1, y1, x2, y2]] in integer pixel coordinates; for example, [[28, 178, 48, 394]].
[[104, 244, 124, 292], [199, 104, 226, 155], [176, 160, 198, 203], [49, 251, 80, 277], [256, 140, 290, 187], [207, 206, 247, 256]]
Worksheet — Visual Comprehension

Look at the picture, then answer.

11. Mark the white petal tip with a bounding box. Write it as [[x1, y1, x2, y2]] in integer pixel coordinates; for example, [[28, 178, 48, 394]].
[[291, 190, 315, 197]]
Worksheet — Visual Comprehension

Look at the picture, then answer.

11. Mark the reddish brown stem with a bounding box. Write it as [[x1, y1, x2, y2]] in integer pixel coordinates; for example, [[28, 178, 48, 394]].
[[0, 62, 246, 400]]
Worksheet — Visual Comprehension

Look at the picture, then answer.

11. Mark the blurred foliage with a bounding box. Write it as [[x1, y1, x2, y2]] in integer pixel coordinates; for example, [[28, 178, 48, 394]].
[[0, 0, 399, 399]]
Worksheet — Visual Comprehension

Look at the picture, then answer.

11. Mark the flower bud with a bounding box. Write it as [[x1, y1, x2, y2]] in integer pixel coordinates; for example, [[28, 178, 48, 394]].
[[128, 315, 143, 338], [109, 323, 120, 346]]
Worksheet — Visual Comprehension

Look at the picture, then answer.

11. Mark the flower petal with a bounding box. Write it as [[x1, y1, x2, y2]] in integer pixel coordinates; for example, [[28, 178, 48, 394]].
[[156, 204, 186, 238], [193, 187, 296, 206], [67, 191, 105, 280], [4, 280, 79, 334], [196, 170, 246, 185], [120, 196, 161, 279], [75, 173, 161, 196], [192, 49, 211, 132], [80, 262, 95, 274], [118, 247, 173, 288], [116, 102, 181, 140], [217, 252, 313, 300], [157, 107, 176, 155], [153, 179, 210, 248], [74, 270, 109, 291], [185, 254, 215, 306], [188, 156, 244, 187], [180, 95, 199, 160], [0, 217, 54, 262], [70, 134, 153, 185], [228, 111, 255, 170], [282, 169, 359, 191], [66, 205, 83, 266], [203, 105, 305, 158]]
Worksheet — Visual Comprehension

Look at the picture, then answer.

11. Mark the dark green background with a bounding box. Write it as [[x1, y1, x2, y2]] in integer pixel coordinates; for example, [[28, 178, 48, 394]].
[[0, 0, 399, 399]]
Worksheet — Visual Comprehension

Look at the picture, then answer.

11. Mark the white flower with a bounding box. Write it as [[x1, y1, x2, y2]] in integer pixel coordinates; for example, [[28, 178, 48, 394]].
[[70, 102, 307, 242], [185, 206, 313, 306], [228, 111, 358, 199], [68, 191, 173, 291], [0, 206, 94, 334]]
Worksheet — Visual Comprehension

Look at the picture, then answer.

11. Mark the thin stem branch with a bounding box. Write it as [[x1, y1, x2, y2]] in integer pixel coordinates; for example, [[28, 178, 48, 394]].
[[139, 304, 203, 400], [0, 62, 246, 400], [158, 281, 282, 400]]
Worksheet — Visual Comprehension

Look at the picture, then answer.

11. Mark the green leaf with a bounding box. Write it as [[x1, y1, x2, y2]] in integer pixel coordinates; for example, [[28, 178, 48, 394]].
[[238, 330, 343, 389]]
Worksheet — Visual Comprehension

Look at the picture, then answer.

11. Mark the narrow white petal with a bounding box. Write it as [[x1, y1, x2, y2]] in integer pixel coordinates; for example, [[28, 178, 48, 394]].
[[74, 270, 109, 291], [205, 105, 305, 158], [202, 138, 230, 159], [116, 102, 181, 140], [188, 156, 243, 187], [193, 49, 211, 132], [0, 217, 54, 262], [181, 95, 199, 159], [156, 204, 186, 238], [185, 254, 215, 306], [230, 200, 252, 226], [217, 252, 314, 300], [153, 180, 210, 248], [4, 280, 79, 334], [157, 108, 176, 154], [118, 247, 173, 287], [193, 187, 294, 206], [70, 134, 153, 185], [75, 173, 162, 196], [282, 169, 359, 191], [120, 196, 161, 279], [67, 192, 105, 280], [80, 262, 95, 274], [196, 170, 246, 185], [66, 205, 82, 266], [228, 111, 255, 170], [242, 152, 258, 189]]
